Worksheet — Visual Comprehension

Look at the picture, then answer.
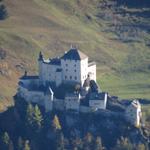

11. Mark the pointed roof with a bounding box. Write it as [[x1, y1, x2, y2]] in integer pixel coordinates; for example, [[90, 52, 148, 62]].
[[61, 48, 88, 60], [38, 51, 43, 61]]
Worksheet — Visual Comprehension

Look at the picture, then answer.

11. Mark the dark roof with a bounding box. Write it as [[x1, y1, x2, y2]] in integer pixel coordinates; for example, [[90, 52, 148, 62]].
[[20, 75, 39, 80], [43, 57, 61, 66], [61, 48, 88, 60], [90, 80, 99, 92], [83, 77, 90, 87], [49, 58, 61, 65]]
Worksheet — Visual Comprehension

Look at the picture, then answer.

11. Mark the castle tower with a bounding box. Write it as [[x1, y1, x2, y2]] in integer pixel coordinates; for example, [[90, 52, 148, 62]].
[[125, 100, 142, 127], [61, 48, 88, 86]]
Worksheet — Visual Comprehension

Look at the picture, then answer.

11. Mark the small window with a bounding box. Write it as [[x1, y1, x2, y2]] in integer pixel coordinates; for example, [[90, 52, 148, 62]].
[[66, 69, 68, 72], [74, 64, 76, 67], [66, 64, 68, 66], [75, 76, 77, 80], [74, 69, 76, 72], [65, 76, 67, 79], [70, 76, 72, 79]]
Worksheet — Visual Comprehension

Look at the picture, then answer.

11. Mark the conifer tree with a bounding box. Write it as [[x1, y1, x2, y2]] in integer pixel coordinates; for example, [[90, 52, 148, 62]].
[[18, 136, 24, 150], [26, 103, 34, 127], [56, 133, 65, 150], [113, 137, 133, 150], [33, 105, 43, 130], [52, 115, 61, 130], [1, 132, 10, 150], [1, 132, 14, 150], [23, 140, 30, 150], [83, 133, 93, 150], [94, 136, 103, 150]]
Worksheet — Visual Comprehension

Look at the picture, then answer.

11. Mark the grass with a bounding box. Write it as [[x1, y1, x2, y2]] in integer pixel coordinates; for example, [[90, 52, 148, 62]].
[[0, 0, 150, 111], [98, 72, 150, 99]]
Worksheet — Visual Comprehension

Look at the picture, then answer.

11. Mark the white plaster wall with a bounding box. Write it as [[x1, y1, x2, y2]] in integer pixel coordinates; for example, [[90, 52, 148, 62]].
[[53, 99, 65, 111], [61, 59, 81, 84], [125, 105, 141, 126], [80, 58, 88, 85], [44, 95, 53, 112], [39, 60, 43, 83], [89, 94, 107, 110], [56, 71, 62, 87], [88, 64, 96, 81], [40, 62, 61, 85], [65, 96, 80, 111], [89, 100, 105, 109], [79, 106, 91, 113]]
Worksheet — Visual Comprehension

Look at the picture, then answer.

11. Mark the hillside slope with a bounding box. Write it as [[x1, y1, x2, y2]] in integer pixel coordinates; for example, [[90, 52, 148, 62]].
[[0, 0, 150, 111]]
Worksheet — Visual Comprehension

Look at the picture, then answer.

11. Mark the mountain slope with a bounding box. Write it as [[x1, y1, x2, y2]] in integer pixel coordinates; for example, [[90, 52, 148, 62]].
[[0, 0, 150, 111]]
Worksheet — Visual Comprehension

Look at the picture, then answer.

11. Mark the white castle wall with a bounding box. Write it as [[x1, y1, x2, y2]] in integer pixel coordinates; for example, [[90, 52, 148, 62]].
[[39, 60, 61, 85], [61, 59, 81, 84], [79, 106, 92, 113], [56, 71, 62, 87], [80, 58, 88, 85], [53, 99, 65, 111], [89, 94, 107, 110], [125, 100, 142, 127], [88, 64, 96, 81], [18, 86, 53, 111], [65, 94, 80, 111]]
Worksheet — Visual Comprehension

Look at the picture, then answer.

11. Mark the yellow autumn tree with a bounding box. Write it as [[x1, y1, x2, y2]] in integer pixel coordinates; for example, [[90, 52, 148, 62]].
[[52, 115, 61, 130]]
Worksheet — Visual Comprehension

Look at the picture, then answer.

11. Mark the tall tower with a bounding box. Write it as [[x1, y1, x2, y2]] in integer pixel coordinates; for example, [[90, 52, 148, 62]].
[[38, 51, 43, 85]]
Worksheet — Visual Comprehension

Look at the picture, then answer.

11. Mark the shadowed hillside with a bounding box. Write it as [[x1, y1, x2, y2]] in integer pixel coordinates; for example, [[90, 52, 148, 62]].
[[0, 0, 150, 111]]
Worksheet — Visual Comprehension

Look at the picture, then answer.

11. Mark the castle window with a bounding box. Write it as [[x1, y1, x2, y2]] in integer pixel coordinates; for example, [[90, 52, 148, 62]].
[[66, 64, 68, 66], [74, 64, 76, 67], [75, 76, 77, 80], [65, 76, 67, 79], [66, 69, 68, 72], [70, 76, 72, 79], [74, 69, 76, 72]]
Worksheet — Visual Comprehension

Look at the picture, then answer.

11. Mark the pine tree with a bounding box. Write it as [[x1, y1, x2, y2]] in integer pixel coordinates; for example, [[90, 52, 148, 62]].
[[18, 137, 24, 150], [56, 133, 65, 150], [94, 136, 103, 150], [52, 115, 61, 130], [26, 103, 34, 127], [23, 140, 30, 150], [1, 132, 10, 150], [33, 105, 43, 130], [113, 137, 133, 150], [26, 104, 43, 132], [83, 133, 93, 150]]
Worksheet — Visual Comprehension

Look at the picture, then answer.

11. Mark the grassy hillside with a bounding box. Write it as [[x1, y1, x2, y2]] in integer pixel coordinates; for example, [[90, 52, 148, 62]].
[[0, 0, 150, 111]]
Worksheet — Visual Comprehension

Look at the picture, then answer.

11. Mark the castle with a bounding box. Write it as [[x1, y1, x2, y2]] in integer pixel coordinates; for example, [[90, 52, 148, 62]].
[[17, 47, 142, 127]]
